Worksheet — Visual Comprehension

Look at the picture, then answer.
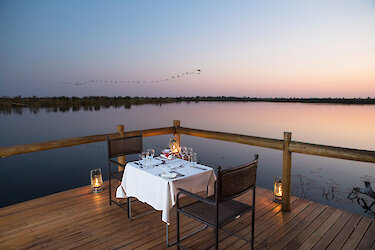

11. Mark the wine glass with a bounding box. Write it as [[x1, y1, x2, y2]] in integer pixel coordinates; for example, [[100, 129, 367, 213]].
[[181, 146, 187, 160], [192, 153, 198, 166], [147, 149, 155, 158], [139, 152, 144, 166], [188, 147, 193, 161], [147, 149, 155, 167], [141, 151, 149, 166], [188, 147, 193, 154], [138, 154, 143, 165]]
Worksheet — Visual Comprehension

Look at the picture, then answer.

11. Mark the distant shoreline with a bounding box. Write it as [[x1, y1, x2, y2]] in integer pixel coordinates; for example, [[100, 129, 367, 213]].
[[1, 96, 374, 114]]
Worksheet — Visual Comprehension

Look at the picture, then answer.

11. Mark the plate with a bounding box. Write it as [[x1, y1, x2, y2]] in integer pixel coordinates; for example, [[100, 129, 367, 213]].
[[160, 172, 177, 179]]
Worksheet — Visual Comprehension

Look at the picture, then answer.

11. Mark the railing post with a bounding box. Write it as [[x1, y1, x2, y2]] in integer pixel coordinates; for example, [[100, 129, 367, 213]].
[[173, 120, 181, 147], [117, 124, 126, 172], [282, 132, 292, 212]]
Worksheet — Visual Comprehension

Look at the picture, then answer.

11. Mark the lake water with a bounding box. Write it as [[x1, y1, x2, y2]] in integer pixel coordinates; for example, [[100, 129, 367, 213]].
[[1, 102, 374, 217]]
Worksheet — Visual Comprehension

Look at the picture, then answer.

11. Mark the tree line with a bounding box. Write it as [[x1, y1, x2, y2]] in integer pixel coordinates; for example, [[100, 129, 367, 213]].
[[1, 96, 374, 115]]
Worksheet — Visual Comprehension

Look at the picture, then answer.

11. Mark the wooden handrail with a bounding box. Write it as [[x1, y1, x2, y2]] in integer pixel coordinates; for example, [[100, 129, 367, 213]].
[[0, 127, 174, 158], [176, 127, 284, 150], [176, 127, 375, 163], [288, 141, 375, 163], [1, 125, 375, 163]]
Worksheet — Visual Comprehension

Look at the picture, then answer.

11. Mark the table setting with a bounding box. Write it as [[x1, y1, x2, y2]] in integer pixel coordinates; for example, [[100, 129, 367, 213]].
[[116, 139, 216, 223]]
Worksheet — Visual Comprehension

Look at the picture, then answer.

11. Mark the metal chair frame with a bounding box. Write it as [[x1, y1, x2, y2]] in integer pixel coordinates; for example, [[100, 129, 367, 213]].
[[176, 155, 258, 250]]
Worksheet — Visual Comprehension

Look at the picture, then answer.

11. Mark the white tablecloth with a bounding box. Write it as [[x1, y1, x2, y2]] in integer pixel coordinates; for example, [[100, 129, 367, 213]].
[[116, 158, 216, 223]]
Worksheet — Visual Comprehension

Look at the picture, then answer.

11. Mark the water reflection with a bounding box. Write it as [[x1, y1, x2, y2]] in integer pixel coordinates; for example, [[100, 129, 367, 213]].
[[0, 102, 374, 218], [348, 181, 375, 216]]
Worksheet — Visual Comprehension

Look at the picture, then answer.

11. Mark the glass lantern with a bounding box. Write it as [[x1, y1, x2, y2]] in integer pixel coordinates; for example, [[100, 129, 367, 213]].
[[274, 176, 282, 203], [90, 168, 103, 193]]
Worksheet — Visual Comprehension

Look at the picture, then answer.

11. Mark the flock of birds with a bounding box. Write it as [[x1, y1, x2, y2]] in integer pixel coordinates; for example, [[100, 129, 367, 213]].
[[60, 69, 201, 86]]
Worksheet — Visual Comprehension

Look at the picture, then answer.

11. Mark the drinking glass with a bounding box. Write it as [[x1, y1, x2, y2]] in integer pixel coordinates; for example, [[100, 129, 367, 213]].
[[141, 151, 149, 166], [181, 146, 188, 160], [147, 149, 155, 167], [139, 153, 144, 166], [147, 149, 155, 158], [188, 147, 193, 154], [192, 153, 198, 166], [186, 147, 192, 161]]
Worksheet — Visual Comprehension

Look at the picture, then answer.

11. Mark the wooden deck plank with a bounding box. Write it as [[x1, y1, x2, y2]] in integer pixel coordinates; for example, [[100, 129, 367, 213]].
[[0, 182, 373, 250], [228, 198, 309, 250], [298, 208, 344, 250], [216, 197, 300, 250], [326, 213, 362, 249], [282, 206, 336, 249], [255, 202, 319, 249], [341, 215, 373, 250], [249, 199, 311, 249], [356, 219, 375, 249], [310, 210, 352, 250]]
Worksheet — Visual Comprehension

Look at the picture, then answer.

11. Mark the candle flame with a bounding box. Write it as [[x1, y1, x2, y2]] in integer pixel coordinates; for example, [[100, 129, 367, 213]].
[[274, 181, 282, 199], [276, 185, 282, 196], [171, 144, 179, 153], [93, 177, 101, 187]]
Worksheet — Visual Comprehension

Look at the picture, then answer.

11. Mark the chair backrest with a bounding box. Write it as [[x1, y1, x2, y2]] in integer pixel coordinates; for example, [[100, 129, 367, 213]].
[[107, 133, 143, 158], [217, 155, 258, 201]]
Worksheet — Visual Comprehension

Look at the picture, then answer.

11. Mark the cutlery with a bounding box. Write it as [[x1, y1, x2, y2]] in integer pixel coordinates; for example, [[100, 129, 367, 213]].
[[154, 161, 166, 167], [134, 162, 144, 168], [191, 165, 207, 171], [171, 170, 185, 177]]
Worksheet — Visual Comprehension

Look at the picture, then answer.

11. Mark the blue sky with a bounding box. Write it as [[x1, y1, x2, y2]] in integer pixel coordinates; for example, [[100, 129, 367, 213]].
[[1, 0, 374, 97]]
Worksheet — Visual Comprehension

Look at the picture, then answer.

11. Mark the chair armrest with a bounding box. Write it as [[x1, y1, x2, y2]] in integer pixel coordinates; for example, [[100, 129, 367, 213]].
[[177, 188, 215, 206], [110, 159, 126, 168]]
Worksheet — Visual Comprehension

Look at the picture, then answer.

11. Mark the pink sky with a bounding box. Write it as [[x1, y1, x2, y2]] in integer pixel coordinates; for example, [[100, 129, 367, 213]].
[[1, 0, 374, 97]]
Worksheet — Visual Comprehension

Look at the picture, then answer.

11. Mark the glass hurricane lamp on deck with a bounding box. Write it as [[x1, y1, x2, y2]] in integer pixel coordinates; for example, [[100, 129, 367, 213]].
[[90, 168, 104, 193], [274, 176, 282, 203]]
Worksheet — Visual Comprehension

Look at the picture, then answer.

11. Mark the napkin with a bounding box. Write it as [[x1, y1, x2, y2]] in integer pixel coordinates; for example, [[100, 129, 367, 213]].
[[160, 154, 173, 160], [160, 172, 177, 179]]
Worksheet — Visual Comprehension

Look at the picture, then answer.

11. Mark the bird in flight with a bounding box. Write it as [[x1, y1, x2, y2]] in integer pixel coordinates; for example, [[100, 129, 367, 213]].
[[59, 69, 202, 86]]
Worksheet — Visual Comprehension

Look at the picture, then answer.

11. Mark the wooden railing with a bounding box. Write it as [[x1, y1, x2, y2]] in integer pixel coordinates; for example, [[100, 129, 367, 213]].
[[0, 126, 174, 158], [1, 120, 374, 212], [176, 127, 375, 163]]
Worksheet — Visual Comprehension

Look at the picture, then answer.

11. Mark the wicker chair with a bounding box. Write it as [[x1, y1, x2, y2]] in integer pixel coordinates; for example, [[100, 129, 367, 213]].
[[107, 134, 143, 218], [176, 155, 259, 249]]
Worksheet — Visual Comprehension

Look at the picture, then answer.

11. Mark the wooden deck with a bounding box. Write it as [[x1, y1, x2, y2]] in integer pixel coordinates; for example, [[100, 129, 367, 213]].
[[1, 182, 374, 250]]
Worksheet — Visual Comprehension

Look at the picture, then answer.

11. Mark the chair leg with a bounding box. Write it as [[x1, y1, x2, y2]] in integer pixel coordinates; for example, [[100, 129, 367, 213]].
[[215, 228, 219, 250], [251, 209, 255, 249], [177, 209, 180, 249], [109, 176, 112, 206], [127, 197, 131, 219]]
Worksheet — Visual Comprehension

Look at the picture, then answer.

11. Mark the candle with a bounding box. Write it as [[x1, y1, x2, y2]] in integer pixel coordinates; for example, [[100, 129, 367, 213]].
[[90, 169, 104, 193]]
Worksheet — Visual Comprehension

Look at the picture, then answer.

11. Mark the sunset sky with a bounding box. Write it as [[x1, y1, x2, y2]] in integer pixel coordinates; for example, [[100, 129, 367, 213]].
[[1, 0, 374, 98]]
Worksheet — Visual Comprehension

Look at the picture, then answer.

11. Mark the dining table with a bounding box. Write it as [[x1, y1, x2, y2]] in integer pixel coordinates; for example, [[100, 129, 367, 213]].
[[116, 156, 216, 246]]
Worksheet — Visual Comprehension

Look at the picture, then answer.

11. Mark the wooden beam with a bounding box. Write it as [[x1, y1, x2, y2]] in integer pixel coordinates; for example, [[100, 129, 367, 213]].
[[282, 132, 292, 212], [1, 124, 375, 164], [288, 141, 375, 163], [116, 124, 126, 171], [0, 127, 174, 158], [176, 127, 375, 163], [176, 127, 284, 150], [173, 120, 181, 148]]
